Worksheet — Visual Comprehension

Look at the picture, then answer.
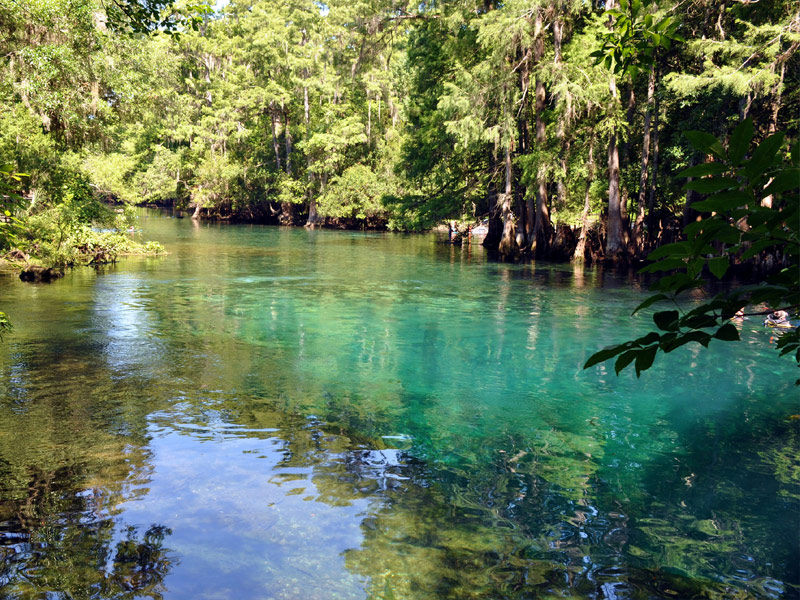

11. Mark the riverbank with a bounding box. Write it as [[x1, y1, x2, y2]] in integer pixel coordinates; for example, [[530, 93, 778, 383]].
[[3, 200, 166, 279], [3, 232, 166, 280]]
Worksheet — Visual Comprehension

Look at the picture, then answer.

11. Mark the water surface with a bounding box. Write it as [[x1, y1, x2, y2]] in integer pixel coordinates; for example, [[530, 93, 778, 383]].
[[0, 211, 797, 599]]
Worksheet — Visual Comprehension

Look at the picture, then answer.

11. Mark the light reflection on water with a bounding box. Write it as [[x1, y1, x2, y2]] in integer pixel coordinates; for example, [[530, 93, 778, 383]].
[[0, 210, 797, 599]]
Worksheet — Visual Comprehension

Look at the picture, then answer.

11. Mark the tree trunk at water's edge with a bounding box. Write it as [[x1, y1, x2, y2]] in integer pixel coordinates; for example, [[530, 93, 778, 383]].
[[497, 144, 519, 261], [605, 130, 626, 260], [530, 9, 552, 256], [573, 138, 595, 262], [632, 65, 654, 257]]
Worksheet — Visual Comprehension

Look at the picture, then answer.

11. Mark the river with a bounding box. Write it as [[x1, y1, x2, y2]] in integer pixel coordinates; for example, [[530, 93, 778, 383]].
[[0, 209, 797, 599]]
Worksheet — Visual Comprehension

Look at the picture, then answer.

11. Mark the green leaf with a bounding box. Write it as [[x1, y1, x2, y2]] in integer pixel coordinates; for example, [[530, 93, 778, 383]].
[[684, 177, 739, 194], [741, 238, 778, 260], [691, 190, 752, 213], [653, 310, 679, 331], [685, 218, 725, 238], [633, 293, 669, 314], [685, 131, 726, 159], [615, 350, 638, 375], [655, 16, 673, 32], [583, 344, 628, 369], [677, 163, 728, 178], [634, 345, 658, 377], [647, 241, 692, 260], [670, 330, 712, 350], [684, 313, 718, 329], [744, 132, 785, 180], [661, 331, 706, 352], [714, 323, 740, 341], [636, 332, 662, 346], [762, 168, 800, 197], [708, 256, 729, 279], [728, 118, 754, 166], [639, 257, 687, 273], [686, 257, 704, 278], [652, 272, 701, 293]]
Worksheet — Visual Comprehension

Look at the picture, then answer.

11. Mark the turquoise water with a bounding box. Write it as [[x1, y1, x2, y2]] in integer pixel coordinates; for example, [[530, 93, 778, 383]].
[[0, 210, 797, 599]]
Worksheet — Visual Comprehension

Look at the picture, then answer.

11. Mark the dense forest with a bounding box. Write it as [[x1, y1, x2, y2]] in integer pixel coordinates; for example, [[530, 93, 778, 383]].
[[0, 0, 797, 264]]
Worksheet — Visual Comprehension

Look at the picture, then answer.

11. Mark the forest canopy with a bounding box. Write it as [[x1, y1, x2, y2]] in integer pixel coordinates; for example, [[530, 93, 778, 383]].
[[0, 0, 797, 263]]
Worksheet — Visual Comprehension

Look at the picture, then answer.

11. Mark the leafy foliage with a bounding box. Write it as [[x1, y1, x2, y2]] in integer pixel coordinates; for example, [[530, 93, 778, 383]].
[[0, 165, 27, 248], [585, 118, 799, 379], [318, 164, 393, 222], [0, 0, 797, 256], [590, 0, 683, 76]]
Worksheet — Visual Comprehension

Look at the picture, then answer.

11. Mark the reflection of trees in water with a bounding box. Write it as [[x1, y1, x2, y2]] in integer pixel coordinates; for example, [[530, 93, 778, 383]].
[[0, 343, 175, 598], [0, 465, 174, 598], [328, 448, 598, 598], [177, 390, 790, 599], [284, 413, 789, 600]]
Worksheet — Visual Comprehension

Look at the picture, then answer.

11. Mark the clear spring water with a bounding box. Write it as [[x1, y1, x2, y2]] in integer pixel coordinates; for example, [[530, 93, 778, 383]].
[[0, 210, 797, 599]]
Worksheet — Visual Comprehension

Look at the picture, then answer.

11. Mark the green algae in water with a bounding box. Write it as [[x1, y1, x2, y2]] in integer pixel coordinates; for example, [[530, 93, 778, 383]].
[[0, 210, 797, 599]]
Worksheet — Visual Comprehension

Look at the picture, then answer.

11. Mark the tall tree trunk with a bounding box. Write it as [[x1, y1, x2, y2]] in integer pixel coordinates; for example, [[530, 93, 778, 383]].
[[483, 145, 503, 250], [739, 92, 753, 120], [553, 17, 563, 64], [531, 9, 552, 256], [632, 64, 654, 257], [606, 132, 625, 260], [573, 138, 595, 262], [306, 197, 320, 228], [305, 169, 320, 229], [498, 142, 519, 261], [270, 106, 281, 172], [716, 1, 726, 39], [555, 139, 568, 220], [280, 110, 296, 225], [284, 112, 293, 176], [646, 87, 660, 246], [303, 81, 322, 229], [307, 173, 327, 230], [769, 61, 785, 134], [620, 85, 635, 224], [553, 16, 568, 245], [203, 55, 213, 107], [304, 85, 310, 125], [763, 61, 786, 209], [605, 131, 625, 259], [520, 48, 535, 245], [682, 155, 701, 228], [605, 76, 626, 260]]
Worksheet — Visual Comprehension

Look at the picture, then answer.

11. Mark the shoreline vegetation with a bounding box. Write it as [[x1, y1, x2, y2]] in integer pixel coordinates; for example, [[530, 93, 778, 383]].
[[1, 200, 166, 281], [0, 0, 795, 272]]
